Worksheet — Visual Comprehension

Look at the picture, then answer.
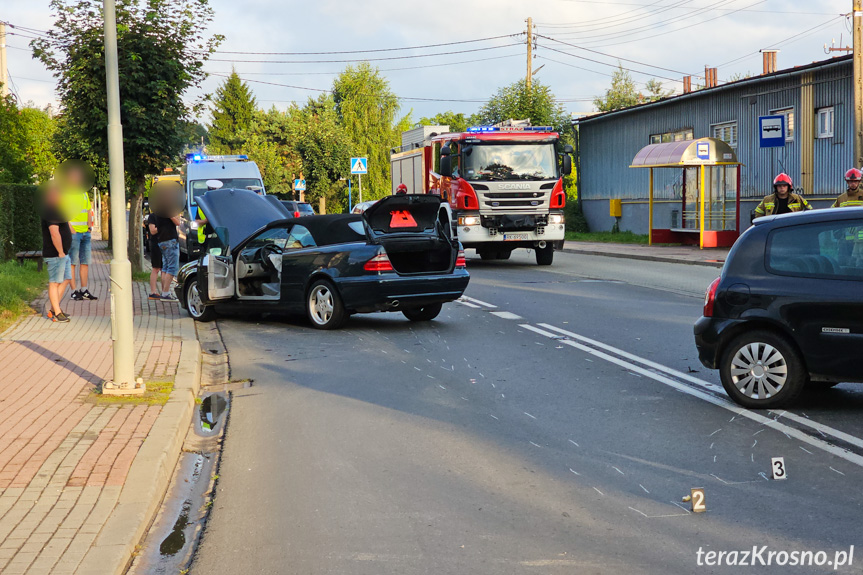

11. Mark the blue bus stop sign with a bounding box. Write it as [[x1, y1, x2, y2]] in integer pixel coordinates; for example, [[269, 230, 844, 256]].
[[759, 115, 785, 148]]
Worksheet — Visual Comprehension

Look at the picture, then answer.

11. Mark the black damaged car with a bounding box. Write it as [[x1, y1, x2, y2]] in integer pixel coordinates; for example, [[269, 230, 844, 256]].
[[694, 207, 863, 408], [176, 189, 469, 329]]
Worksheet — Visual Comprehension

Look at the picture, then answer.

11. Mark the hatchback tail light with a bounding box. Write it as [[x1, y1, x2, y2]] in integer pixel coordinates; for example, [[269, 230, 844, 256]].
[[293, 211, 300, 218], [703, 277, 720, 317], [455, 249, 467, 268], [364, 252, 394, 272]]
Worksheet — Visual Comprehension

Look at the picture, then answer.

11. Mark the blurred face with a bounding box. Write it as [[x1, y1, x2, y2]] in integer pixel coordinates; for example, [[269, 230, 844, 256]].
[[775, 184, 790, 197]]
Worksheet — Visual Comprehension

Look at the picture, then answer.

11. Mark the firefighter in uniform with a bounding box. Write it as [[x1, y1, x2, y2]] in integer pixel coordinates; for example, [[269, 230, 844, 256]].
[[831, 168, 863, 208], [832, 168, 863, 265], [753, 173, 811, 219]]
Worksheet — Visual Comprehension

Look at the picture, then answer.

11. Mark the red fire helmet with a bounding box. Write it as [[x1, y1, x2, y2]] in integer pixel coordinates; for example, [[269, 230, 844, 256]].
[[773, 173, 793, 187], [844, 168, 862, 181]]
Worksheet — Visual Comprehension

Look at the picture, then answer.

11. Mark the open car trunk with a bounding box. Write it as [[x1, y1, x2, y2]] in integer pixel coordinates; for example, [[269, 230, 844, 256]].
[[363, 195, 456, 275]]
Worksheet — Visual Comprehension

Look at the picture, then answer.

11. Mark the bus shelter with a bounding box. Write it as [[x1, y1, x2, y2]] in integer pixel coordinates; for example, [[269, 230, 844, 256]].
[[630, 137, 741, 248]]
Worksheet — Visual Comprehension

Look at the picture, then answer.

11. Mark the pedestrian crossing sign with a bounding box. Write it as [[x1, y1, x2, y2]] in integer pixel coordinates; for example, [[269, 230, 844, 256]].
[[350, 157, 368, 175]]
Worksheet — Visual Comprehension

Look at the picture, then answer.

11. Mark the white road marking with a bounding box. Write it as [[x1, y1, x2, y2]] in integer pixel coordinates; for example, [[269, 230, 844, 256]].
[[457, 300, 482, 309], [752, 440, 757, 448], [489, 414, 499, 420], [414, 367, 421, 371], [830, 467, 846, 476], [753, 429, 764, 436], [530, 441, 542, 448], [427, 375, 435, 379], [639, 484, 650, 493], [800, 446, 813, 454], [518, 323, 863, 470], [524, 412, 537, 419], [569, 439, 579, 447], [491, 311, 523, 320], [612, 466, 625, 475], [593, 487, 604, 496], [461, 295, 497, 308], [438, 385, 446, 390], [709, 429, 722, 437]]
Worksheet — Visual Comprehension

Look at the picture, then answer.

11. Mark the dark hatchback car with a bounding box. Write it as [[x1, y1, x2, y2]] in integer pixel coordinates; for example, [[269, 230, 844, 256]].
[[280, 200, 315, 218], [176, 189, 469, 329], [695, 208, 863, 408]]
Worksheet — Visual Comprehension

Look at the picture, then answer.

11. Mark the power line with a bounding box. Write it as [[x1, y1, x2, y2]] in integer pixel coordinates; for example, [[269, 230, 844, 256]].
[[206, 43, 523, 64], [536, 43, 681, 82], [536, 0, 689, 30], [205, 52, 523, 76], [204, 34, 520, 55], [207, 72, 491, 103], [537, 0, 837, 13], [536, 34, 693, 76]]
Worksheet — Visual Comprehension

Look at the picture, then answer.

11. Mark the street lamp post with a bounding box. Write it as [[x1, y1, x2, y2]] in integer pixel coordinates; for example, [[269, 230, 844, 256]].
[[102, 0, 143, 395]]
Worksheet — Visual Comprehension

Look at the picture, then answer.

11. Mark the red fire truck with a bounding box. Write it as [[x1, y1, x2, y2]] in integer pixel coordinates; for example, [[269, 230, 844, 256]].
[[390, 122, 572, 265]]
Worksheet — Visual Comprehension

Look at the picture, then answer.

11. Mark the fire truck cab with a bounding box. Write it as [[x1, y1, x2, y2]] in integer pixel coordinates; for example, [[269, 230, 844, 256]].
[[391, 122, 571, 265]]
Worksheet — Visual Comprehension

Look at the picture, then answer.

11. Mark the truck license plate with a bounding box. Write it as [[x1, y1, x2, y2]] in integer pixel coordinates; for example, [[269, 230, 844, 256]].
[[503, 233, 529, 241]]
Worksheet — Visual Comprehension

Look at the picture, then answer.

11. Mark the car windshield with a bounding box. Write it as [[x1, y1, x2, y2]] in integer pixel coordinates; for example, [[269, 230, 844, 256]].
[[190, 179, 264, 205], [462, 143, 558, 181]]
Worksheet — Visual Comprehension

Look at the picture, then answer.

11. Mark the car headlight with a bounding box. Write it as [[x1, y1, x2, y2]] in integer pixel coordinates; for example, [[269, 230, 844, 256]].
[[548, 214, 564, 225], [190, 221, 199, 230], [458, 216, 480, 226]]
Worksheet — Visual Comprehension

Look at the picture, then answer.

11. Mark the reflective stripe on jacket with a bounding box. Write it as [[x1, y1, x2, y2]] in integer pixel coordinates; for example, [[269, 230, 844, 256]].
[[831, 189, 863, 208], [753, 192, 811, 217]]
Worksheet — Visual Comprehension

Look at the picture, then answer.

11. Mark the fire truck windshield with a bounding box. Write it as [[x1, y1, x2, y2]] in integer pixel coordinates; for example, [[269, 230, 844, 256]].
[[462, 143, 558, 181]]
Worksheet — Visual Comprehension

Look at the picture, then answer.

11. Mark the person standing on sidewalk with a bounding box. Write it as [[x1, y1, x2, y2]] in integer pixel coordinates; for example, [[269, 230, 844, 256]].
[[67, 183, 98, 301], [752, 173, 811, 219], [41, 183, 73, 322], [146, 211, 163, 300], [155, 214, 181, 301], [831, 168, 863, 208]]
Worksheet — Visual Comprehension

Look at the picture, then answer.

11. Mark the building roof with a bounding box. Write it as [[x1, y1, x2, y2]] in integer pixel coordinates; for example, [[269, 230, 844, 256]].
[[574, 54, 852, 125]]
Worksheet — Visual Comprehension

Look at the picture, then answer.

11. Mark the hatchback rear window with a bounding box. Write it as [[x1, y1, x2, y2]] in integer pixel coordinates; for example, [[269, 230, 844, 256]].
[[767, 219, 863, 280]]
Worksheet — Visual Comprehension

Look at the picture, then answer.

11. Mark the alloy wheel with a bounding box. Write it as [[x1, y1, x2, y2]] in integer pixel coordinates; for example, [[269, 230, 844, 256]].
[[309, 285, 334, 325], [729, 342, 788, 400]]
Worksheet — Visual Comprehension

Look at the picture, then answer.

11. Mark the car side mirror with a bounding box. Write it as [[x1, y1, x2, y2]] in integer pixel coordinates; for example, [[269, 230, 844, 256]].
[[563, 144, 574, 154]]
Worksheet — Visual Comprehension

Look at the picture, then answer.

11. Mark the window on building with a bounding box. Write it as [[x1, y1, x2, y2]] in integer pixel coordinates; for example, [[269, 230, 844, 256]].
[[711, 122, 738, 148], [770, 107, 795, 141], [817, 107, 834, 138], [649, 129, 693, 144]]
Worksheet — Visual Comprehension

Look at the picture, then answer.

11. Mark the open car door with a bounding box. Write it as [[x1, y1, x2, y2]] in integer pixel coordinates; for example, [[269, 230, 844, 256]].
[[200, 225, 235, 302]]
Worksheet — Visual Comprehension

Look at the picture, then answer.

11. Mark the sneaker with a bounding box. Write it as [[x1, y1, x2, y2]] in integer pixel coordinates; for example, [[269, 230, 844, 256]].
[[81, 289, 99, 301], [48, 311, 70, 323], [160, 293, 178, 302], [70, 290, 83, 301], [148, 293, 162, 300]]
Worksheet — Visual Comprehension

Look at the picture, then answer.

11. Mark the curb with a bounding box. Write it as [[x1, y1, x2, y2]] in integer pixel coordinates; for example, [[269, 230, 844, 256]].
[[75, 318, 201, 575], [561, 246, 725, 269]]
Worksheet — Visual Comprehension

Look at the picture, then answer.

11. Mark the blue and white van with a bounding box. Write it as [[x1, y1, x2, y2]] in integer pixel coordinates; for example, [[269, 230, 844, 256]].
[[179, 154, 266, 259]]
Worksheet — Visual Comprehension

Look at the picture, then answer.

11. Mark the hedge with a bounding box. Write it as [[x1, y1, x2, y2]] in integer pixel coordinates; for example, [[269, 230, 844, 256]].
[[0, 184, 41, 260]]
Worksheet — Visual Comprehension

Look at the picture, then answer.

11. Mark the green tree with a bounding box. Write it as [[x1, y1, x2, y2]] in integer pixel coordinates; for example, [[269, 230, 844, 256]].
[[33, 0, 222, 271], [594, 66, 672, 112], [209, 71, 257, 154], [0, 95, 33, 184], [472, 79, 570, 135], [18, 106, 58, 182], [418, 111, 469, 133], [242, 107, 302, 197], [332, 63, 406, 200]]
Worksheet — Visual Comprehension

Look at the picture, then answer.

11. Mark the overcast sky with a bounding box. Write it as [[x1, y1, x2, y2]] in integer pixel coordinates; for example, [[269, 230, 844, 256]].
[[3, 0, 852, 125]]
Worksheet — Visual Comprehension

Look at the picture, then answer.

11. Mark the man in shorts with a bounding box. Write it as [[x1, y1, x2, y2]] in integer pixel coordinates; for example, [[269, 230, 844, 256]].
[[147, 212, 163, 299], [67, 184, 97, 301], [155, 214, 181, 301], [41, 183, 74, 322]]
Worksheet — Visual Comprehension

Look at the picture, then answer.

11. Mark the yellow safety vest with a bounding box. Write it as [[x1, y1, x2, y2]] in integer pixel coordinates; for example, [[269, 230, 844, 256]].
[[68, 190, 92, 233], [197, 207, 207, 244]]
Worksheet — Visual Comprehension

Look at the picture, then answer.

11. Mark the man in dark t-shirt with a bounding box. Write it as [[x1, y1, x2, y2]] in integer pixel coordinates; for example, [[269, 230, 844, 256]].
[[41, 184, 74, 322], [154, 214, 180, 301], [146, 212, 163, 299]]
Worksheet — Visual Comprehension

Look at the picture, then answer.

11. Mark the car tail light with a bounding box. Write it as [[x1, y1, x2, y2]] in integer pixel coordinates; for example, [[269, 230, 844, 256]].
[[364, 252, 394, 272], [293, 211, 300, 218], [456, 249, 466, 268], [703, 277, 720, 317]]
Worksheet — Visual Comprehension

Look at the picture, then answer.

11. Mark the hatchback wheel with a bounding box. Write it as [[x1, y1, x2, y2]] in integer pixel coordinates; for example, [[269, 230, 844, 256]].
[[185, 277, 215, 322], [719, 330, 805, 408], [307, 279, 346, 330]]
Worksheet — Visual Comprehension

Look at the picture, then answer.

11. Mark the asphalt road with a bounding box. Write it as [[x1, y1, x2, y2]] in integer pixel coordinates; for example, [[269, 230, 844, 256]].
[[191, 250, 863, 575]]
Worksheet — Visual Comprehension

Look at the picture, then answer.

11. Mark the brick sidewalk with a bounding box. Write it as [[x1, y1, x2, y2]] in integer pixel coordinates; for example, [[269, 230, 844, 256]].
[[0, 242, 189, 575]]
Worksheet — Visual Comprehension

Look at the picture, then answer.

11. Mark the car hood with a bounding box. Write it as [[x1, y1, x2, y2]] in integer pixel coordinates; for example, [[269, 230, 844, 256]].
[[196, 188, 291, 247], [362, 194, 442, 235]]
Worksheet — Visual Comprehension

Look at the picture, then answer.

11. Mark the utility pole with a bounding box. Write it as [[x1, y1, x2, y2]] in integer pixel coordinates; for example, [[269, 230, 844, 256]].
[[526, 17, 533, 89], [854, 0, 863, 167], [101, 0, 142, 395], [0, 22, 8, 98]]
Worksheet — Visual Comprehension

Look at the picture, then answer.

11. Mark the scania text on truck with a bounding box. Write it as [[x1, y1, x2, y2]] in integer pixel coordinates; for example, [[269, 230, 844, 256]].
[[178, 154, 266, 260], [390, 123, 572, 265]]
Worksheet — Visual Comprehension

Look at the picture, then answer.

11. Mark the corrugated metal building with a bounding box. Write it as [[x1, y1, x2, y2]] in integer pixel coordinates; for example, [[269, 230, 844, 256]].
[[574, 55, 853, 234]]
